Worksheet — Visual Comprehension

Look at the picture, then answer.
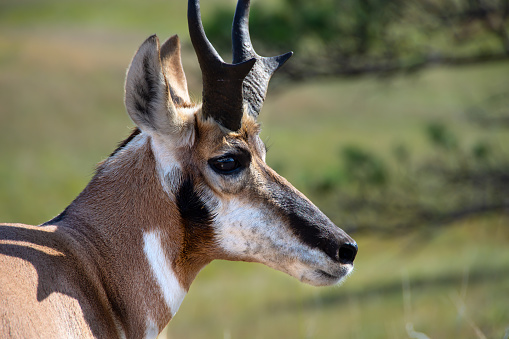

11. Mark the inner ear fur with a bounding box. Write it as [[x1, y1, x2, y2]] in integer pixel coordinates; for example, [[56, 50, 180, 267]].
[[125, 35, 193, 138], [160, 35, 192, 107]]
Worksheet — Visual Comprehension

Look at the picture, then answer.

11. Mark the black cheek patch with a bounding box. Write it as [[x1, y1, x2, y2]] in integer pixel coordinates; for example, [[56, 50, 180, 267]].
[[175, 176, 217, 261], [176, 177, 214, 226]]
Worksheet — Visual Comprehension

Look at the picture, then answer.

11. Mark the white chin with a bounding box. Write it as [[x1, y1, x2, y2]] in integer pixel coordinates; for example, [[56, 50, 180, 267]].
[[301, 265, 354, 287]]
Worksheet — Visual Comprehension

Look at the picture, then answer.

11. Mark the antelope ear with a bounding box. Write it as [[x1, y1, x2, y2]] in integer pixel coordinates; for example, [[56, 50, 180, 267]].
[[160, 35, 192, 107], [125, 35, 179, 134]]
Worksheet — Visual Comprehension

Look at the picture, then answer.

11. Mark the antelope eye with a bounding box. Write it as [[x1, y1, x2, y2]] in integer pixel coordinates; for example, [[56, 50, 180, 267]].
[[209, 156, 242, 174]]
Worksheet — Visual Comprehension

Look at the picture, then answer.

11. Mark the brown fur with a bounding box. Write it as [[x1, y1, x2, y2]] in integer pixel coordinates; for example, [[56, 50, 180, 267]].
[[1, 137, 204, 337]]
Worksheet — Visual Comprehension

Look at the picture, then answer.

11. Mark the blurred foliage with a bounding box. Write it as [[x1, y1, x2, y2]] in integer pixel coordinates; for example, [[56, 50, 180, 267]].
[[307, 96, 509, 235], [206, 0, 509, 79], [341, 145, 388, 189], [426, 122, 458, 151], [465, 90, 509, 127]]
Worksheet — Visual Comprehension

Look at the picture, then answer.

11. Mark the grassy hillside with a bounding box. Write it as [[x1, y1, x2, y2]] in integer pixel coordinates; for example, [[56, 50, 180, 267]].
[[165, 216, 509, 339], [1, 1, 508, 338]]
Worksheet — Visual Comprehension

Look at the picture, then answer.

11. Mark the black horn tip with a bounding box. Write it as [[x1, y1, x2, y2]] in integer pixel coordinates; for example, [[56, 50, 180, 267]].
[[188, 0, 225, 65], [235, 0, 251, 18]]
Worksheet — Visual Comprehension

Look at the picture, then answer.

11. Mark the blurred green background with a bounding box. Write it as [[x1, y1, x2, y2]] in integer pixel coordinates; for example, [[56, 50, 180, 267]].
[[1, 0, 508, 338]]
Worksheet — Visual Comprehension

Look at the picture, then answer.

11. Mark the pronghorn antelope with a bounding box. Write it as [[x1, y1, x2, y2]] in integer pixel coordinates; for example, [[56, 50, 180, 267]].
[[0, 0, 357, 337]]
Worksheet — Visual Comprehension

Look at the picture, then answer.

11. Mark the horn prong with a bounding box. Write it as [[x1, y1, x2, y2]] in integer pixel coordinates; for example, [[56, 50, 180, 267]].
[[232, 0, 293, 118], [187, 0, 291, 129]]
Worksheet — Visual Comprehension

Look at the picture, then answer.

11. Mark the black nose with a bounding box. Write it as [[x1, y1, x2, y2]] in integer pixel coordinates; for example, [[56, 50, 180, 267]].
[[337, 242, 358, 264]]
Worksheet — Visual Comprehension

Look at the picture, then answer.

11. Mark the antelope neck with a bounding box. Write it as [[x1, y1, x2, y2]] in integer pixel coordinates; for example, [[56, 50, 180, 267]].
[[44, 134, 203, 337]]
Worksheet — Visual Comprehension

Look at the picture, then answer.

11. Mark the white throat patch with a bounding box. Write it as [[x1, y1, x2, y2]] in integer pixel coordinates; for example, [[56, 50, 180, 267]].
[[143, 231, 186, 319]]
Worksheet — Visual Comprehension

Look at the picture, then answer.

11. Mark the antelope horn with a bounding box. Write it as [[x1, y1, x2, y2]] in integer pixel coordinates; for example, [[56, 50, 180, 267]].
[[232, 0, 293, 118], [188, 0, 256, 131]]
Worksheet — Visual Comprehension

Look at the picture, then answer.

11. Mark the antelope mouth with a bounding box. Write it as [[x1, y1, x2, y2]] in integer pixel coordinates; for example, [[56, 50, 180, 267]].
[[316, 269, 339, 280], [310, 265, 354, 286]]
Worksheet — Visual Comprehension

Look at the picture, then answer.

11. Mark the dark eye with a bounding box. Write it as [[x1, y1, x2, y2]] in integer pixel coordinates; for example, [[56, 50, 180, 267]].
[[209, 156, 242, 174]]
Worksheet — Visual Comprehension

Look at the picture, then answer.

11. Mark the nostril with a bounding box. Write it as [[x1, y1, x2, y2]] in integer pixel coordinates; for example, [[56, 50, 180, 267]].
[[337, 242, 358, 264]]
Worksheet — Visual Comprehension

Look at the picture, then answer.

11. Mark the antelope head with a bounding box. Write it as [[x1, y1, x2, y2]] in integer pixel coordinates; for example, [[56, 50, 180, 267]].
[[124, 0, 357, 288]]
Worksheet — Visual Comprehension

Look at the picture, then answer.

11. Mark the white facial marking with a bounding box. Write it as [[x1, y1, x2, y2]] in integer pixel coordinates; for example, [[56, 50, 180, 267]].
[[213, 199, 348, 285], [144, 318, 159, 339], [143, 231, 186, 318], [150, 134, 183, 194], [149, 108, 195, 195]]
